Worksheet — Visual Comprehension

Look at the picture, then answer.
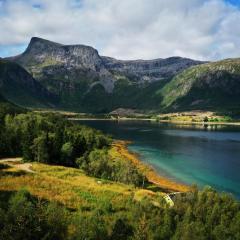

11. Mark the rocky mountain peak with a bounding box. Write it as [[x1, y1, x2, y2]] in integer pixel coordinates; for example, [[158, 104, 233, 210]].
[[24, 37, 62, 55], [20, 37, 102, 68], [29, 36, 61, 46], [9, 37, 115, 93]]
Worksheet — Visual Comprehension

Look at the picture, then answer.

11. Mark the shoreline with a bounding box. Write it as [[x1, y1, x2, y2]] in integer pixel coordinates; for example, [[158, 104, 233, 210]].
[[112, 140, 191, 193], [157, 119, 240, 126], [70, 117, 240, 126]]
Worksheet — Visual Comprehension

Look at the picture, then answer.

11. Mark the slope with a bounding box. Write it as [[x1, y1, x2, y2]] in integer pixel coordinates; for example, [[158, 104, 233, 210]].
[[159, 58, 240, 112], [0, 59, 58, 108]]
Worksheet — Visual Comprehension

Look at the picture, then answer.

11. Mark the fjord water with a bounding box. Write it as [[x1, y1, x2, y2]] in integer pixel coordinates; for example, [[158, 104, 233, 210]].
[[79, 120, 240, 198]]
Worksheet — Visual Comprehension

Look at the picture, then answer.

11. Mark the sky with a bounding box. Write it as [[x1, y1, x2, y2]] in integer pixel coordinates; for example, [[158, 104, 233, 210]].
[[0, 0, 240, 60]]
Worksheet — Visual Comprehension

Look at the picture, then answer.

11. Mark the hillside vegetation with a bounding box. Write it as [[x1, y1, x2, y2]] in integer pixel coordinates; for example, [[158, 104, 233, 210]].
[[0, 110, 240, 239], [160, 59, 240, 111], [0, 59, 57, 108], [0, 112, 146, 187], [0, 94, 26, 122], [0, 161, 240, 239]]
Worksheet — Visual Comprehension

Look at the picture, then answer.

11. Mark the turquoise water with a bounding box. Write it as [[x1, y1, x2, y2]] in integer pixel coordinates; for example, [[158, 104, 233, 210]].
[[78, 120, 240, 198]]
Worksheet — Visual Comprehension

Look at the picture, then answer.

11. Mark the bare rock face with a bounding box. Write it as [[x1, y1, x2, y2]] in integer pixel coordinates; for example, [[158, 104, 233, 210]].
[[102, 56, 204, 83], [15, 37, 101, 69], [10, 37, 115, 93]]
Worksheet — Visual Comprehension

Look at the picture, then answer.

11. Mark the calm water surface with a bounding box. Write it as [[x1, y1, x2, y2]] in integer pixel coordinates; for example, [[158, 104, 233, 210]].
[[78, 120, 240, 198]]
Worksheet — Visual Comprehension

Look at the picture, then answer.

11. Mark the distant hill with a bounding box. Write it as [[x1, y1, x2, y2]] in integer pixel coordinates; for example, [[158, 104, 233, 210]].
[[102, 56, 203, 83]]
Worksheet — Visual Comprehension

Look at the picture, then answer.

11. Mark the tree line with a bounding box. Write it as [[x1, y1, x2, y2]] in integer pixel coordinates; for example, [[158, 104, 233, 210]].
[[0, 112, 144, 186]]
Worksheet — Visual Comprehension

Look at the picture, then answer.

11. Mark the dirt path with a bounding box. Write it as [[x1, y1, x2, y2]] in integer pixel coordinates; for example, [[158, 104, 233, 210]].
[[0, 158, 35, 173]]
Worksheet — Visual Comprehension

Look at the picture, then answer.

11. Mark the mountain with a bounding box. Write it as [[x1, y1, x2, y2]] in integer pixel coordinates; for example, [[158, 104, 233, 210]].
[[7, 37, 203, 112], [159, 58, 240, 111], [9, 37, 116, 92], [7, 37, 240, 114], [102, 56, 203, 83], [0, 59, 57, 108]]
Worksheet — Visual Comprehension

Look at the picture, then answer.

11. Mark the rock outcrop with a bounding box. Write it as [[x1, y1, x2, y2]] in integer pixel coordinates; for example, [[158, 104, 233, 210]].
[[102, 56, 204, 83], [10, 37, 115, 93]]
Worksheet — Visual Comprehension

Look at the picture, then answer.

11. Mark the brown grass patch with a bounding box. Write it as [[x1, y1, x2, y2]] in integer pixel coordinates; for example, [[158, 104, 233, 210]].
[[0, 163, 135, 209]]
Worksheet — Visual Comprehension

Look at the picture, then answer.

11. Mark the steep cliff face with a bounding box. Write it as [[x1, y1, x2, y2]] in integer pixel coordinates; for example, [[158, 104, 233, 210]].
[[102, 56, 204, 83], [0, 59, 57, 108], [11, 37, 115, 93]]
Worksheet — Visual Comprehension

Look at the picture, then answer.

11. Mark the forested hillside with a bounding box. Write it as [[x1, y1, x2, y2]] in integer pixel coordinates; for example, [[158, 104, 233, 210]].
[[0, 94, 25, 121]]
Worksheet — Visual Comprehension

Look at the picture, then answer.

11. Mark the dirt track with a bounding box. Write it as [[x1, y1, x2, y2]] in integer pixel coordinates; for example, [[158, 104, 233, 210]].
[[0, 158, 35, 173]]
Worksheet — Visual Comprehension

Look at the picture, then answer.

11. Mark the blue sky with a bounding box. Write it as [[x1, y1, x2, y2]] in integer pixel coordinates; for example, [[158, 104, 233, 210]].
[[226, 0, 240, 6], [1, 0, 240, 60]]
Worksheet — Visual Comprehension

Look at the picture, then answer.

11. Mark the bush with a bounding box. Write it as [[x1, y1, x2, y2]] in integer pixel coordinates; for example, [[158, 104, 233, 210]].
[[0, 189, 68, 240], [71, 212, 108, 240], [77, 149, 145, 186], [110, 218, 133, 240]]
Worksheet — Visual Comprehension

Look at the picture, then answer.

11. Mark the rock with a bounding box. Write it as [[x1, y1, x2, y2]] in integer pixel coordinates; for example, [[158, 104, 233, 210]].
[[102, 56, 204, 83], [9, 37, 115, 93]]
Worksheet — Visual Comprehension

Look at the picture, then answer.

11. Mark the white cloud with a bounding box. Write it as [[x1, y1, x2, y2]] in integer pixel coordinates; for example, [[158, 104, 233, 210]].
[[0, 0, 240, 60]]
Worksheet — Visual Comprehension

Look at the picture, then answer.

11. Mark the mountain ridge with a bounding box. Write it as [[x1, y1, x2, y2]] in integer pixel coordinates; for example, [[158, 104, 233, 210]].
[[102, 55, 204, 83], [8, 37, 116, 93], [9, 37, 203, 88], [3, 37, 240, 113]]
